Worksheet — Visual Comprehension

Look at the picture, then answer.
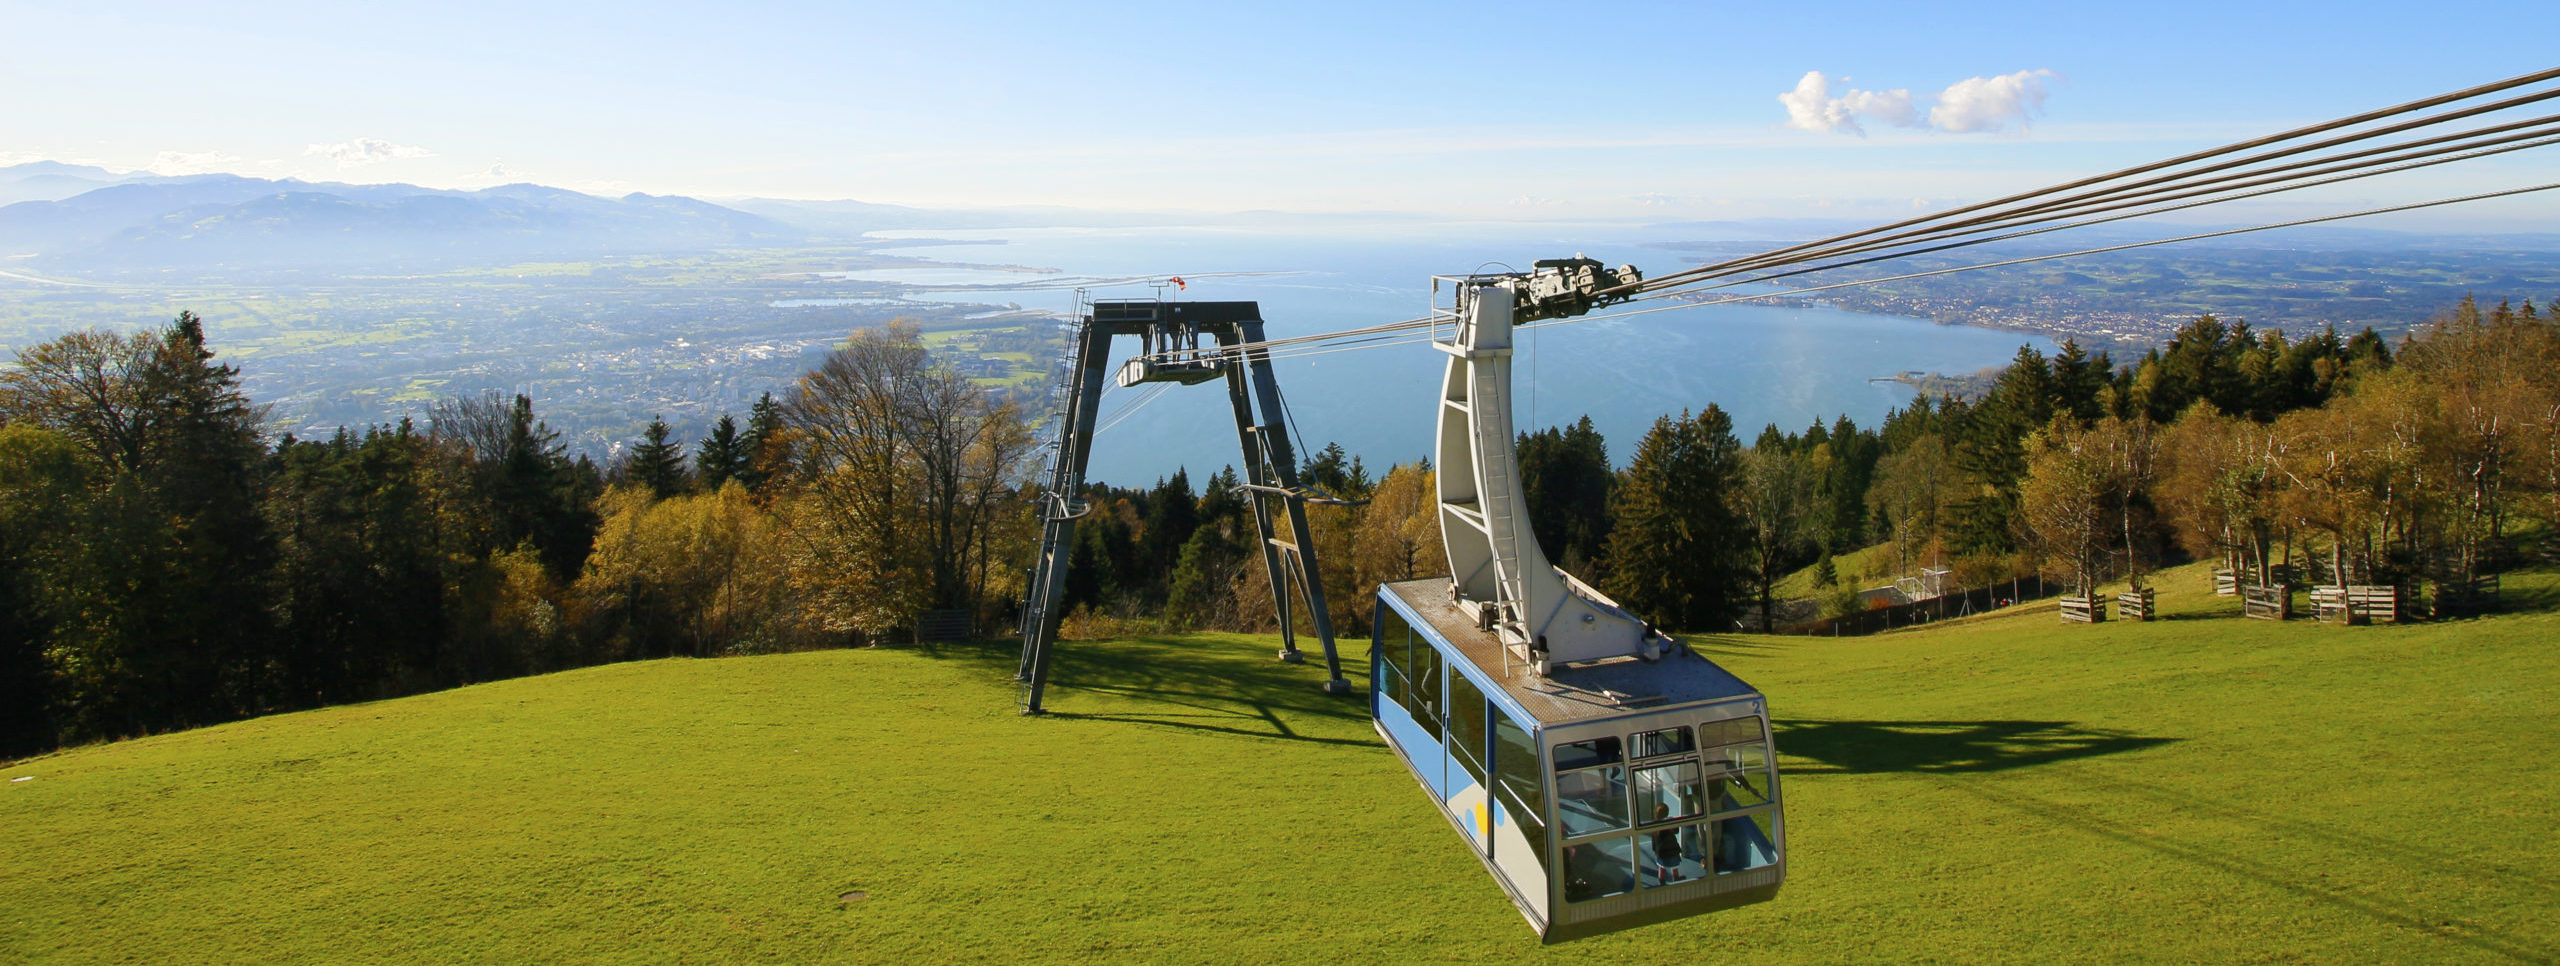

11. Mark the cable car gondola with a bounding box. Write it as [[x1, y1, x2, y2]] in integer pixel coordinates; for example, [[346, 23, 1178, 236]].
[[1369, 268, 1783, 942], [1370, 581, 1783, 942]]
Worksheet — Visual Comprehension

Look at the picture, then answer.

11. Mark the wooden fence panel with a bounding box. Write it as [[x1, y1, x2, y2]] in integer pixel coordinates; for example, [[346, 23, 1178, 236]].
[[2242, 584, 2291, 621], [2117, 588, 2156, 622]]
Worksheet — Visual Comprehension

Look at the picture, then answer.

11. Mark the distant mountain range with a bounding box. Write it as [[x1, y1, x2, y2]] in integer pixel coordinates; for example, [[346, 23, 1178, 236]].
[[0, 161, 136, 206], [11, 161, 2555, 276], [0, 164, 805, 270]]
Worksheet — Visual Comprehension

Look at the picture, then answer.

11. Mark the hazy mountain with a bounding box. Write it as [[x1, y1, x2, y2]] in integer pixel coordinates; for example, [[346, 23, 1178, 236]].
[[0, 168, 805, 269], [0, 161, 140, 205], [0, 174, 338, 252]]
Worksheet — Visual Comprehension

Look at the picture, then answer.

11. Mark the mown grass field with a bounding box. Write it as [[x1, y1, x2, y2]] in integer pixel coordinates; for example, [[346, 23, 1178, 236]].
[[5, 559, 2556, 964]]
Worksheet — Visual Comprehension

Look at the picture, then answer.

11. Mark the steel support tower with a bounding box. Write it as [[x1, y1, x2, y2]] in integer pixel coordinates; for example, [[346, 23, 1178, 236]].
[[1016, 298, 1351, 714]]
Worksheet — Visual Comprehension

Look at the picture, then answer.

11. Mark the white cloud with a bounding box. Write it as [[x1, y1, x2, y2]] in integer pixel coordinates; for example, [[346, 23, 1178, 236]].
[[1781, 69, 2057, 136], [148, 150, 245, 175], [303, 137, 436, 167], [1930, 70, 2057, 133], [1779, 71, 1918, 136]]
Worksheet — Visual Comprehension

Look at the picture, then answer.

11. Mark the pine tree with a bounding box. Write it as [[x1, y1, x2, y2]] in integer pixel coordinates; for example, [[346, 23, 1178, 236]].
[[695, 414, 747, 491], [1136, 470, 1199, 602], [737, 392, 787, 493], [1948, 346, 2057, 554], [628, 417, 689, 500], [1815, 414, 1879, 553], [1302, 442, 1355, 496], [2050, 340, 2110, 422], [1602, 406, 1748, 630], [1519, 415, 1614, 574], [266, 425, 444, 706]]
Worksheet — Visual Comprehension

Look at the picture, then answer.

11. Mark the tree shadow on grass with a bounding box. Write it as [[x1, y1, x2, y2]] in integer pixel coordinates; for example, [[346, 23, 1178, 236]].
[[2150, 610, 2225, 622], [2066, 770, 2560, 897], [1775, 719, 2178, 774], [909, 635, 1375, 748], [2489, 567, 2560, 614], [1956, 779, 2558, 963]]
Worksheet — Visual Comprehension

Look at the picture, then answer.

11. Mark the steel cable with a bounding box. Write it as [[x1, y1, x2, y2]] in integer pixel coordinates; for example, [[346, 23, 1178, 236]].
[[1623, 65, 2560, 296]]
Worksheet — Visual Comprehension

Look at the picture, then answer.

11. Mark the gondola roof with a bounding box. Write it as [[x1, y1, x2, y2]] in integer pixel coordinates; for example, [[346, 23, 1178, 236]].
[[1380, 578, 1762, 727]]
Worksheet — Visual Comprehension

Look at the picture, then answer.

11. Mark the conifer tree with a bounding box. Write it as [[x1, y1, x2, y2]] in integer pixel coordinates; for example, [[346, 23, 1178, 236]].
[[266, 424, 444, 705], [1519, 415, 1614, 575], [1602, 406, 1748, 630], [1949, 346, 2057, 554], [1136, 470, 1198, 601], [627, 417, 689, 500], [738, 392, 787, 493], [695, 414, 747, 491]]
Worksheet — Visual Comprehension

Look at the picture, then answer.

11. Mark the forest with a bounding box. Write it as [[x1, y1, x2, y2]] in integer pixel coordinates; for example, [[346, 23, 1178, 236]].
[[0, 318, 1035, 757], [1047, 295, 2558, 639], [4, 296, 2553, 758]]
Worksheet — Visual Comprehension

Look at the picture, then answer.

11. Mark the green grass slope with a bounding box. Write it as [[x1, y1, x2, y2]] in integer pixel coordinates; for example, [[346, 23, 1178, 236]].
[[5, 560, 2557, 964]]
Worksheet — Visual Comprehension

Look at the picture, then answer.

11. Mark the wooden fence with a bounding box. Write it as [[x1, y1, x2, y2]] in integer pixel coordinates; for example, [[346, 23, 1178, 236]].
[[2216, 564, 2300, 597], [2242, 584, 2292, 621], [2059, 595, 2107, 624], [2117, 587, 2156, 622], [2310, 585, 2409, 625]]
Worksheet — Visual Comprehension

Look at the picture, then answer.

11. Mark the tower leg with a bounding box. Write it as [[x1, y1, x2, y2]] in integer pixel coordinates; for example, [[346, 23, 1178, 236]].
[[1019, 320, 1114, 714], [1226, 321, 1351, 694]]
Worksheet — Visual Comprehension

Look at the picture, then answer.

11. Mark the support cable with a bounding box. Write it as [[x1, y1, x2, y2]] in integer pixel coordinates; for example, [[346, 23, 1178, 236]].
[[1092, 382, 1174, 437], [1527, 181, 2560, 335], [1620, 65, 2560, 297], [1626, 111, 2560, 299], [1178, 128, 2560, 368], [1112, 69, 2560, 368], [1682, 129, 2560, 297]]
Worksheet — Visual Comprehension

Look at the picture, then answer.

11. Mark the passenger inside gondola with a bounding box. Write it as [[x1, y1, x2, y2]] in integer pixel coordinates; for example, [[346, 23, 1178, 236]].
[[1650, 805, 1683, 882]]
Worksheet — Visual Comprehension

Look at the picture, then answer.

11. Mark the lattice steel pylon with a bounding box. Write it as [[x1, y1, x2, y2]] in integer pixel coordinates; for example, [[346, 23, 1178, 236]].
[[1015, 298, 1353, 714]]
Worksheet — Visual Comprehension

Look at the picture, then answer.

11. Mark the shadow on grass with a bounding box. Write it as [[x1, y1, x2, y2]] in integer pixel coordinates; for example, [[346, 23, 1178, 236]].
[[2493, 566, 2560, 613], [909, 635, 1376, 748], [1775, 719, 2177, 774], [1680, 634, 1786, 652], [2072, 770, 2560, 897], [1957, 779, 2558, 963], [2150, 611, 2225, 622]]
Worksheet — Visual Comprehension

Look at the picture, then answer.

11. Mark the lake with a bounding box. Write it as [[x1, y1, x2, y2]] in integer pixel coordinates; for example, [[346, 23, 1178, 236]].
[[840, 224, 2055, 485]]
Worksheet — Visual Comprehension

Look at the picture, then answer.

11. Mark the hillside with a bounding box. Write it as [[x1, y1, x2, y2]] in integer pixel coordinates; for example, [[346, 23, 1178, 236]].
[[5, 559, 2556, 963]]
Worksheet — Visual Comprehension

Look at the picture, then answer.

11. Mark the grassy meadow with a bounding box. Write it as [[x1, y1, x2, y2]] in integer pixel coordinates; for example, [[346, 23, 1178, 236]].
[[4, 559, 2556, 963]]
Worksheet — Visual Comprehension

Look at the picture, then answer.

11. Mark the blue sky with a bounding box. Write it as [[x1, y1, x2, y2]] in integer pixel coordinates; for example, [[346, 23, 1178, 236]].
[[7, 0, 2559, 225]]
